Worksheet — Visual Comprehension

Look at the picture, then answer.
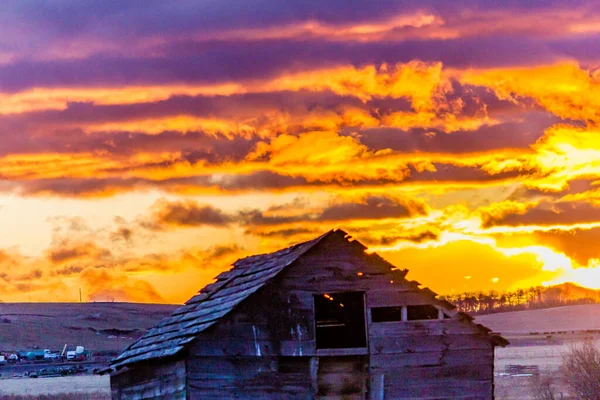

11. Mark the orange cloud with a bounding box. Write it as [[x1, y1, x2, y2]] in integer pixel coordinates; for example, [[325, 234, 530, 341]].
[[461, 62, 600, 125]]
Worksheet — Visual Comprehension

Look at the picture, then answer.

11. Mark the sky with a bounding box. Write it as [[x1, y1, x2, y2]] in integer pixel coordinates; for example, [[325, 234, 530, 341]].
[[1, 0, 600, 303]]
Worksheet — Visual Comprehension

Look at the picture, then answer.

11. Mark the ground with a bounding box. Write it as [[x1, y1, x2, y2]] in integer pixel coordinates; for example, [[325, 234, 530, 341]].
[[477, 304, 600, 399], [0, 375, 109, 397], [0, 302, 177, 352], [1, 303, 599, 398]]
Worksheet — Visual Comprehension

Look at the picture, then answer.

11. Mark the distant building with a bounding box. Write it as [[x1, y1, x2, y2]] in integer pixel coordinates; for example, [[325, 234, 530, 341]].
[[109, 229, 507, 399]]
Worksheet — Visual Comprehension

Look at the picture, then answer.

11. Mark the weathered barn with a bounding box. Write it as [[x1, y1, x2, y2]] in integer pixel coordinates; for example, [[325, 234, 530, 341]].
[[110, 229, 507, 399]]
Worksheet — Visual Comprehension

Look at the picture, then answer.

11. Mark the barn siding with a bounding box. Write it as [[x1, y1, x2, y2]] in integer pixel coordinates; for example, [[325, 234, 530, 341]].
[[110, 359, 186, 400], [186, 356, 314, 399]]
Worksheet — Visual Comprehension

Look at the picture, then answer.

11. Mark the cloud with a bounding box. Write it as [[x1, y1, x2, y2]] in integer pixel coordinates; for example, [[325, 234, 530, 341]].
[[533, 228, 600, 266], [149, 198, 231, 228], [79, 268, 164, 303], [319, 196, 426, 221], [484, 201, 600, 228], [47, 240, 111, 264], [4, 0, 600, 301]]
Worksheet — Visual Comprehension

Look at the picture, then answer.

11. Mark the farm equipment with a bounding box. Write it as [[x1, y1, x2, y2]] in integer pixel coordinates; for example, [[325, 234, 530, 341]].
[[22, 349, 52, 361], [66, 345, 89, 361]]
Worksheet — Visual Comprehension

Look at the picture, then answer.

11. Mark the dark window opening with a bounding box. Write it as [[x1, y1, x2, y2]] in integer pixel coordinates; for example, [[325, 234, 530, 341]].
[[314, 292, 366, 349], [407, 304, 439, 321], [371, 306, 403, 322]]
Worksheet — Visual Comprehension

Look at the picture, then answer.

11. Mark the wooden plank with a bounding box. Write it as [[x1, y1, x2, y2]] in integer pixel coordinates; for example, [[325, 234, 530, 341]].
[[366, 290, 436, 308], [381, 364, 493, 381], [280, 340, 316, 356], [111, 360, 186, 400], [369, 319, 480, 338], [370, 348, 493, 369], [186, 356, 315, 400], [383, 379, 492, 400], [370, 373, 384, 400], [189, 337, 276, 357], [369, 333, 492, 355]]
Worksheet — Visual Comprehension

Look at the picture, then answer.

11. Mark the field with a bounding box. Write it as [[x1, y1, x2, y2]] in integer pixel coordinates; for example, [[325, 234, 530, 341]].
[[0, 302, 177, 352], [0, 375, 109, 398], [1, 303, 599, 398], [476, 304, 600, 334], [476, 304, 600, 399]]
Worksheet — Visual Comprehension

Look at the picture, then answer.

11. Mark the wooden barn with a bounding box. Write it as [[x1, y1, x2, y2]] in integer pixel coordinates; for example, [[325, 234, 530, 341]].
[[109, 229, 507, 399]]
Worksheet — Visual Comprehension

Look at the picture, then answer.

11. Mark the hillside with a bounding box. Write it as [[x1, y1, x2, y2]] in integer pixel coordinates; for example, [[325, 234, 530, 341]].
[[475, 304, 600, 334], [0, 302, 178, 352], [547, 282, 600, 302]]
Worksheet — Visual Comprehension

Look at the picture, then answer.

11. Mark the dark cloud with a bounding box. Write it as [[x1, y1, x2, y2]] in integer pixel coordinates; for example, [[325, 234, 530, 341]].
[[250, 227, 320, 238], [240, 195, 427, 227], [319, 196, 425, 221], [5, 160, 532, 197], [0, 35, 583, 93], [47, 240, 110, 264], [508, 179, 595, 202], [52, 265, 85, 277], [534, 228, 600, 266], [354, 111, 560, 154], [407, 163, 533, 184], [6, 0, 591, 42], [485, 201, 600, 228], [354, 228, 440, 247], [110, 226, 133, 242], [151, 199, 231, 228]]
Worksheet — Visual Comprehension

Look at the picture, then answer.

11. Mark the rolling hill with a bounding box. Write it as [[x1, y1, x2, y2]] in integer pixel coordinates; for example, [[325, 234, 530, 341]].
[[0, 302, 177, 353]]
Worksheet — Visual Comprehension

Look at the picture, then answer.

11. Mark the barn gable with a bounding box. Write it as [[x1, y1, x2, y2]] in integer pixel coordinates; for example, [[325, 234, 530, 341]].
[[111, 229, 506, 370]]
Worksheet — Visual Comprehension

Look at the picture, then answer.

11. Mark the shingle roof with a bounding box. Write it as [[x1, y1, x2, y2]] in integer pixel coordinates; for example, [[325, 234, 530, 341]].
[[110, 230, 332, 369]]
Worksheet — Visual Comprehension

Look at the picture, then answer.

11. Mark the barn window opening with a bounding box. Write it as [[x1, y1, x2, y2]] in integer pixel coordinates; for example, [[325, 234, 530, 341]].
[[371, 306, 403, 322], [407, 304, 439, 321], [314, 292, 366, 349]]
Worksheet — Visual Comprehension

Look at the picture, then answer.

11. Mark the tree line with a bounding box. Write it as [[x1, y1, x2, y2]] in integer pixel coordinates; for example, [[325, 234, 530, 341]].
[[439, 284, 600, 315]]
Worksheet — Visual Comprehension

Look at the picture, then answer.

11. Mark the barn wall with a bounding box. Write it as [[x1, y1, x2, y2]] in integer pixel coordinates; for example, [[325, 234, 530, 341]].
[[282, 232, 496, 399], [110, 359, 186, 400], [185, 231, 495, 399], [186, 356, 314, 399]]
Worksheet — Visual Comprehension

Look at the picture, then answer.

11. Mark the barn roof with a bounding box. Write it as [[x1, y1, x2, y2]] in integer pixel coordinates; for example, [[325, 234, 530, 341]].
[[110, 228, 507, 370], [110, 230, 332, 369]]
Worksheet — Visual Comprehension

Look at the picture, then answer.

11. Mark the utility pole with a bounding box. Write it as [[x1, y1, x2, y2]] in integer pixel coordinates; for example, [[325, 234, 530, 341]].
[[79, 288, 82, 303]]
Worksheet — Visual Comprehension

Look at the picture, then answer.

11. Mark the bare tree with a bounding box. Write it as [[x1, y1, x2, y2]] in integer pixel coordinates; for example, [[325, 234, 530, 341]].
[[561, 341, 600, 400], [530, 373, 561, 400]]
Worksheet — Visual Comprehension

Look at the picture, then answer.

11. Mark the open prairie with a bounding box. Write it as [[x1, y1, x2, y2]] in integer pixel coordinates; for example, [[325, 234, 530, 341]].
[[476, 304, 600, 399], [476, 304, 600, 334]]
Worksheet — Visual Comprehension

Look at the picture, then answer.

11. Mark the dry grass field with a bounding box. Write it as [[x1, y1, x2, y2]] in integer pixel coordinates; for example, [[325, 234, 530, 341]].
[[0, 375, 109, 398], [0, 302, 177, 352], [476, 304, 600, 334], [476, 304, 600, 399]]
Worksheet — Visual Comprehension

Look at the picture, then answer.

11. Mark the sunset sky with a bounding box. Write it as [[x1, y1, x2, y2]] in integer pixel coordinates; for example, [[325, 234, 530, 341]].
[[1, 1, 600, 303]]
